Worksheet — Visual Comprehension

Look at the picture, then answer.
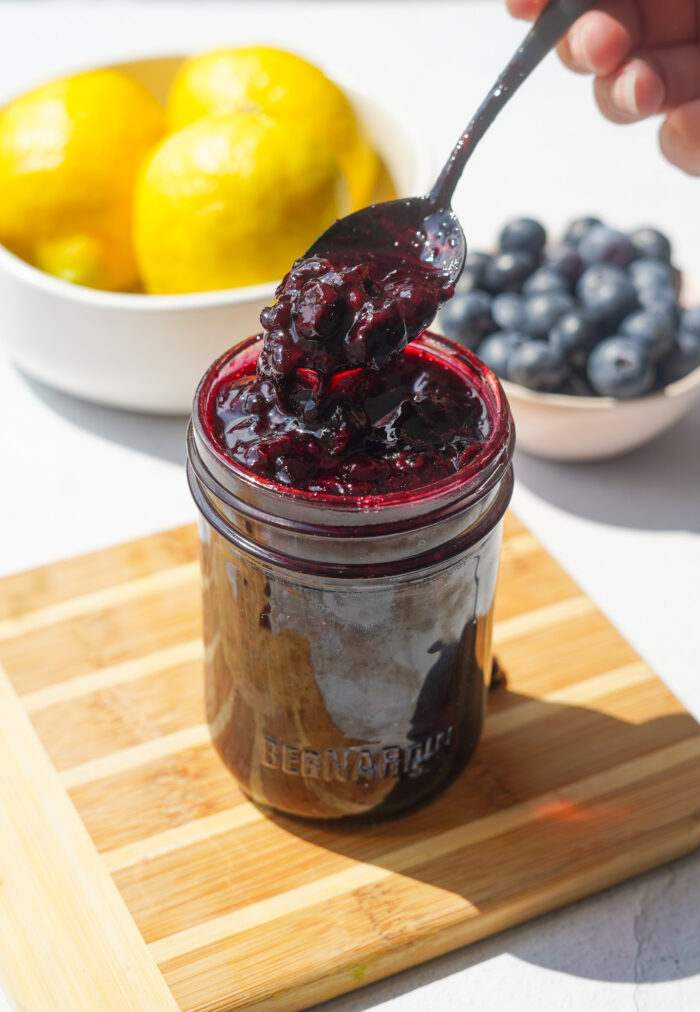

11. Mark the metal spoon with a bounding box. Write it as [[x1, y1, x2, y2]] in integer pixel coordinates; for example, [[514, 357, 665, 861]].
[[306, 0, 596, 283]]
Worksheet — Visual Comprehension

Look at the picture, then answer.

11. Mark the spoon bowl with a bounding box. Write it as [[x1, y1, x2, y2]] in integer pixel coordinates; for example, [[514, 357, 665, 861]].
[[306, 197, 466, 284]]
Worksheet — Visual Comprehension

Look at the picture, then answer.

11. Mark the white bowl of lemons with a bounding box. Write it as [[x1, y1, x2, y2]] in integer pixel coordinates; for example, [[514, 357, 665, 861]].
[[0, 52, 428, 413]]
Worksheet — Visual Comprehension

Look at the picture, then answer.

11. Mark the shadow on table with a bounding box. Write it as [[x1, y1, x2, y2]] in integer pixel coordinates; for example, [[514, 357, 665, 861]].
[[18, 370, 189, 466], [514, 397, 700, 534], [265, 687, 700, 1005]]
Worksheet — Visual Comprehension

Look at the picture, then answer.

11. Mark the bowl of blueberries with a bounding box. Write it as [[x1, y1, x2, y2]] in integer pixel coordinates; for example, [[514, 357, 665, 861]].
[[437, 216, 700, 461]]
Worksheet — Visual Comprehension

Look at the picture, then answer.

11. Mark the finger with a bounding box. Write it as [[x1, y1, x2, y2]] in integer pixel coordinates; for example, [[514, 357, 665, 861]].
[[633, 0, 698, 48], [643, 44, 700, 111], [594, 58, 665, 122], [505, 0, 547, 21], [557, 3, 642, 76], [659, 100, 700, 176], [594, 45, 700, 123]]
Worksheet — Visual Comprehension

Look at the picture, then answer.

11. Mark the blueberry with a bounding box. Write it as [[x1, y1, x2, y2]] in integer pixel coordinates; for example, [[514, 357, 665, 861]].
[[577, 265, 638, 333], [294, 281, 345, 339], [629, 227, 672, 264], [576, 262, 624, 298], [439, 289, 494, 350], [620, 310, 675, 363], [508, 340, 569, 391], [523, 267, 569, 295], [483, 249, 536, 293], [543, 243, 583, 285], [587, 337, 655, 398], [549, 309, 598, 368], [578, 224, 637, 268], [477, 331, 526, 378], [499, 217, 547, 257], [681, 306, 700, 338], [628, 258, 679, 295], [660, 331, 700, 385], [492, 292, 525, 331], [563, 216, 603, 246], [455, 251, 492, 293], [637, 288, 680, 329], [522, 291, 575, 339]]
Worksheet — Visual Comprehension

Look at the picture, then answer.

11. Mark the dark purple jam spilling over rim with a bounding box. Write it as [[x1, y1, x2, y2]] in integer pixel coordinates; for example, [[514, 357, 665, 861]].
[[208, 251, 494, 497]]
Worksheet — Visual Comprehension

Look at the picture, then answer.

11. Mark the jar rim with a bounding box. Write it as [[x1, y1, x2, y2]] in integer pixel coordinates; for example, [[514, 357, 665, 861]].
[[192, 330, 514, 518]]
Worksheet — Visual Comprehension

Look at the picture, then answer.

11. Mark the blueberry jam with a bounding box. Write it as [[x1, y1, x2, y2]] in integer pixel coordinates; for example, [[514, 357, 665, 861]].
[[210, 252, 492, 496]]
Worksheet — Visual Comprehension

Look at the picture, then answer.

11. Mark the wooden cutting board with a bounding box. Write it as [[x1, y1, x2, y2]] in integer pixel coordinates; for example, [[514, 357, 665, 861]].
[[0, 514, 698, 1012]]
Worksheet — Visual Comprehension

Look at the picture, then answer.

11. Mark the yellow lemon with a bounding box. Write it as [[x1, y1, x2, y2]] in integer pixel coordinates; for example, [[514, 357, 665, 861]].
[[0, 70, 164, 290], [167, 47, 380, 209], [134, 111, 348, 294]]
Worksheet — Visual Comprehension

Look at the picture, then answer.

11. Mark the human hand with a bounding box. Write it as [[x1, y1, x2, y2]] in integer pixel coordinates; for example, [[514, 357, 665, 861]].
[[507, 1, 700, 175]]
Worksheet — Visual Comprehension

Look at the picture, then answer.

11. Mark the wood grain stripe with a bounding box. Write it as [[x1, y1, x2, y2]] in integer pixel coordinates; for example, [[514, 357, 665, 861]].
[[484, 661, 653, 739], [148, 736, 700, 964], [498, 532, 540, 560], [60, 724, 212, 789], [103, 806, 265, 873], [21, 639, 204, 714], [0, 562, 199, 642], [0, 526, 198, 622], [0, 664, 179, 1011], [493, 594, 595, 644]]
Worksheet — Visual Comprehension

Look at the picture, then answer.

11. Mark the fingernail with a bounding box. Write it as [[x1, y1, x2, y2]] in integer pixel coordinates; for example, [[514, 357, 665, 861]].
[[568, 22, 592, 71], [612, 63, 664, 118], [613, 65, 641, 116]]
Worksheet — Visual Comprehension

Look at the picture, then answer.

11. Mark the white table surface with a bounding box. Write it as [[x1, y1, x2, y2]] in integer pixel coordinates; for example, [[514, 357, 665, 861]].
[[1, 2, 699, 1010]]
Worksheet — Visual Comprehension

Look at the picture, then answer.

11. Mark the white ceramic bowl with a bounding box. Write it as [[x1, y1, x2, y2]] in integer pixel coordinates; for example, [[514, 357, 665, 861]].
[[0, 55, 430, 414], [501, 364, 700, 460]]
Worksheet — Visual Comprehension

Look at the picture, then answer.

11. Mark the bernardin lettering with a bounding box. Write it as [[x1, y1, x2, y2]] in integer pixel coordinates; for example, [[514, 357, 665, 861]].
[[260, 729, 454, 782], [262, 736, 279, 769]]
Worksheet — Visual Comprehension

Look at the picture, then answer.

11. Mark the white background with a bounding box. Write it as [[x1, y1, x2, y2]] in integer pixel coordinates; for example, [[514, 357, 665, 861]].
[[0, 3, 698, 1011]]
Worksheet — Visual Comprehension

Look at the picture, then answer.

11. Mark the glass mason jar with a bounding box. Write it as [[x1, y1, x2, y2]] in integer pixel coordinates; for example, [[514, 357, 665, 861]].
[[187, 331, 514, 822]]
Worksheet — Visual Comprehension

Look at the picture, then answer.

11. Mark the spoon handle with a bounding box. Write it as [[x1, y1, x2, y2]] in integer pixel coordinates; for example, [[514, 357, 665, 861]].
[[429, 0, 596, 209]]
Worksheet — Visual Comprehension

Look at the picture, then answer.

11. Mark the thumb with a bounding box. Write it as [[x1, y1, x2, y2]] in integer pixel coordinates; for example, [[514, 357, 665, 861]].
[[660, 100, 700, 176]]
